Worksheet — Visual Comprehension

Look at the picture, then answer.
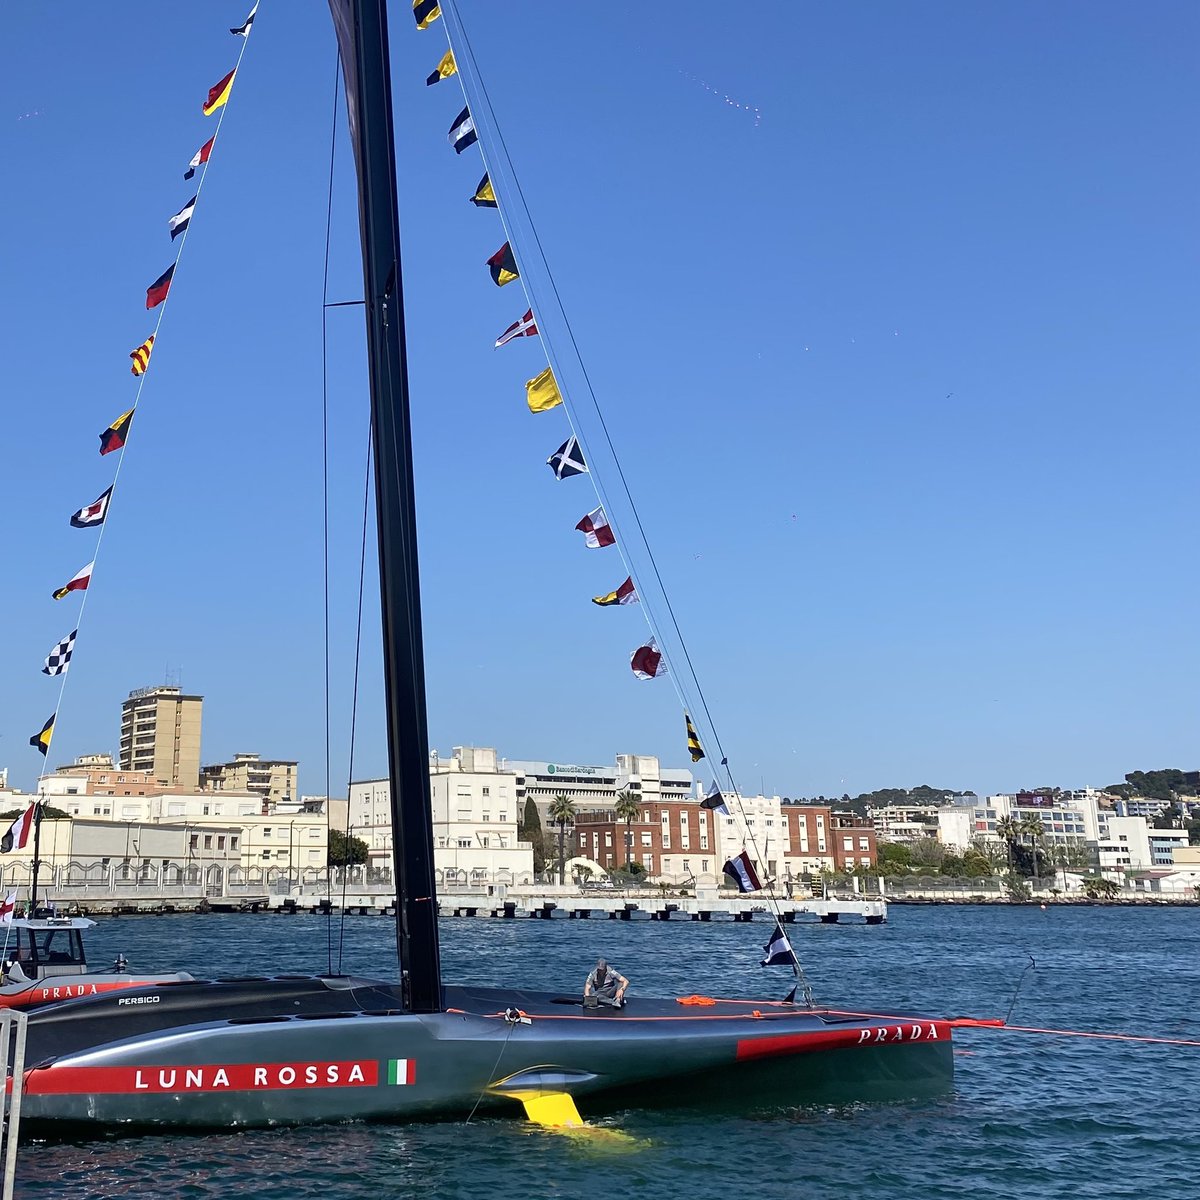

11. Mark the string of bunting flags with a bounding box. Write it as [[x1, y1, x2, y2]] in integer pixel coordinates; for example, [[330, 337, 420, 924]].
[[413, 0, 792, 957], [20, 5, 259, 820]]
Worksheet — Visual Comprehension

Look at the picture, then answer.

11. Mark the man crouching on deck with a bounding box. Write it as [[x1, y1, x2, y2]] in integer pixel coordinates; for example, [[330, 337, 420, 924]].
[[584, 958, 628, 1008]]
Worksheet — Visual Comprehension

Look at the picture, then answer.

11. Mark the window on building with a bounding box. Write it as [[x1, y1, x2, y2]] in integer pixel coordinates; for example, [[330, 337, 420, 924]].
[[604, 833, 612, 847], [189, 834, 198, 850], [662, 833, 671, 849], [858, 837, 870, 851], [263, 828, 272, 837], [217, 836, 226, 850], [261, 850, 271, 860], [203, 835, 212, 850], [702, 859, 709, 872], [231, 836, 239, 850], [843, 837, 853, 851], [458, 839, 471, 848], [499, 813, 507, 823], [482, 787, 490, 797], [93, 806, 102, 816], [640, 832, 652, 847]]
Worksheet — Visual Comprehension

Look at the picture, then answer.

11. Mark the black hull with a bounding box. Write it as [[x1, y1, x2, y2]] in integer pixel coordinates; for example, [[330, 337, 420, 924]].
[[12, 978, 953, 1131]]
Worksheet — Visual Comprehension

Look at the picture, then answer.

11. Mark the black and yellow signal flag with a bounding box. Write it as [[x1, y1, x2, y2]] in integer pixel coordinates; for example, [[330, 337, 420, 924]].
[[203, 68, 236, 116], [28, 714, 54, 758], [99, 409, 133, 456], [525, 366, 563, 413], [471, 173, 497, 208], [427, 50, 456, 85], [413, 0, 441, 29], [129, 335, 155, 376], [686, 714, 706, 763], [592, 577, 637, 607], [487, 242, 519, 287]]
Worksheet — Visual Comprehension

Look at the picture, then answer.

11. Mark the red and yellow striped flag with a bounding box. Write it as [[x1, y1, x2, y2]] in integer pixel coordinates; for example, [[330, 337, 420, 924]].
[[129, 335, 155, 377]]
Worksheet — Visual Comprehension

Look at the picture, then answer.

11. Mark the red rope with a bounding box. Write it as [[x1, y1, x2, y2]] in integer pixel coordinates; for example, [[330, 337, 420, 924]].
[[967, 1021, 1200, 1048]]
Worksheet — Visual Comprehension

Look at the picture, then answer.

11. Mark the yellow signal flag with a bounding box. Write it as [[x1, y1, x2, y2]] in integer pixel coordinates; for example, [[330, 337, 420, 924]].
[[471, 173, 497, 209], [685, 713, 705, 763], [525, 366, 563, 414], [413, 0, 441, 29], [129, 335, 155, 377], [426, 50, 456, 86]]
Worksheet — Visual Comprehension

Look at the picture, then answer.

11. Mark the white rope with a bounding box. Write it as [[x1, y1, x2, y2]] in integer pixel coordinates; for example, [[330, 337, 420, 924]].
[[43, 19, 258, 770], [435, 2, 810, 1002]]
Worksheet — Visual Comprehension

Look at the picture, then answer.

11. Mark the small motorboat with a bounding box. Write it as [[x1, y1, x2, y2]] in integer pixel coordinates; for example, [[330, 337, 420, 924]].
[[0, 915, 192, 1011]]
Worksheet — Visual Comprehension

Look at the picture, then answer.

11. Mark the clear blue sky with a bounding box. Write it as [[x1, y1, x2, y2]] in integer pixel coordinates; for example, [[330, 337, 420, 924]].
[[1, 2, 1196, 800]]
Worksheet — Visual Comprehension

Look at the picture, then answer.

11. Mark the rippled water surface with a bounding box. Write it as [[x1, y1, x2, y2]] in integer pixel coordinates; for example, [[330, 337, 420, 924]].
[[13, 905, 1200, 1199]]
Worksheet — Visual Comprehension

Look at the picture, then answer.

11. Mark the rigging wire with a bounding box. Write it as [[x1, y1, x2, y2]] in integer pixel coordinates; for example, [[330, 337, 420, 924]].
[[45, 27, 255, 780], [321, 49, 342, 979], [464, 1015, 521, 1125], [337, 422, 375, 975], [439, 2, 811, 1003], [435, 12, 679, 724]]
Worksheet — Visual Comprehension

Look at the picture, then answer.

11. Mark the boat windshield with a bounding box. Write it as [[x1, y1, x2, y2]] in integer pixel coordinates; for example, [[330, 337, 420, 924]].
[[12, 927, 87, 969]]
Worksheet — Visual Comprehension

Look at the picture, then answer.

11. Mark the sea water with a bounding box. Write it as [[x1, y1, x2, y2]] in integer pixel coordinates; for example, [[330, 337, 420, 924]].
[[14, 905, 1200, 1199]]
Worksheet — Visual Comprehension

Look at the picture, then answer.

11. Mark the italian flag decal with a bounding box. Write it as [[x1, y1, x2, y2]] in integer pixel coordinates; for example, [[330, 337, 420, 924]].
[[386, 1059, 415, 1086]]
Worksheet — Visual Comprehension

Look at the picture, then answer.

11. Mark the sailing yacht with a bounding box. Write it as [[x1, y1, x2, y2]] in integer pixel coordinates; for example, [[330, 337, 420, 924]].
[[8, 0, 953, 1129]]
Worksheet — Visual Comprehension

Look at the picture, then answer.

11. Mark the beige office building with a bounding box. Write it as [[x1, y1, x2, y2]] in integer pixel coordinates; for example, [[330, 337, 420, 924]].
[[119, 686, 203, 788]]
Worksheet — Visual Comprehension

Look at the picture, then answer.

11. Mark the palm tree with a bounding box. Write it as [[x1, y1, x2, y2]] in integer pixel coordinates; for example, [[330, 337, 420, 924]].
[[548, 794, 577, 886], [614, 789, 640, 870], [1021, 815, 1045, 888], [996, 817, 1018, 871]]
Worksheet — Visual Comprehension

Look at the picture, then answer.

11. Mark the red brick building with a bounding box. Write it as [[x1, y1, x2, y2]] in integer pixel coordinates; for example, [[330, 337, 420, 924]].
[[573, 797, 876, 882]]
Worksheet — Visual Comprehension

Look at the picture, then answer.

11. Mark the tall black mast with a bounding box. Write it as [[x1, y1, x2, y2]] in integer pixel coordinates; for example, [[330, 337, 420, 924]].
[[329, 0, 442, 1012]]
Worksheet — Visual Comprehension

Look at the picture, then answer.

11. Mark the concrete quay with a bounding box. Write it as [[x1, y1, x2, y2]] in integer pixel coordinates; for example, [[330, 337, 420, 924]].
[[33, 885, 886, 924], [281, 890, 886, 924], [443, 895, 886, 924]]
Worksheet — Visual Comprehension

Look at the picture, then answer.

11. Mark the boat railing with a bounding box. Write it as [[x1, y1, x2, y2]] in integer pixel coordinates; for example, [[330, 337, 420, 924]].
[[0, 1007, 27, 1199]]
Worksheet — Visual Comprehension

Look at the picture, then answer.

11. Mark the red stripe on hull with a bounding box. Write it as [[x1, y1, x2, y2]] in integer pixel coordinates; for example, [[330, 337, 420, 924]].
[[0, 978, 145, 1010], [737, 1020, 952, 1061], [23, 1059, 380, 1096]]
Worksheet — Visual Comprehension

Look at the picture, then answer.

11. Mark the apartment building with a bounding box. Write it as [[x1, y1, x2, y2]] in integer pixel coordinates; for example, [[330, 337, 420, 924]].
[[350, 747, 533, 884], [201, 753, 299, 806], [118, 686, 203, 787]]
